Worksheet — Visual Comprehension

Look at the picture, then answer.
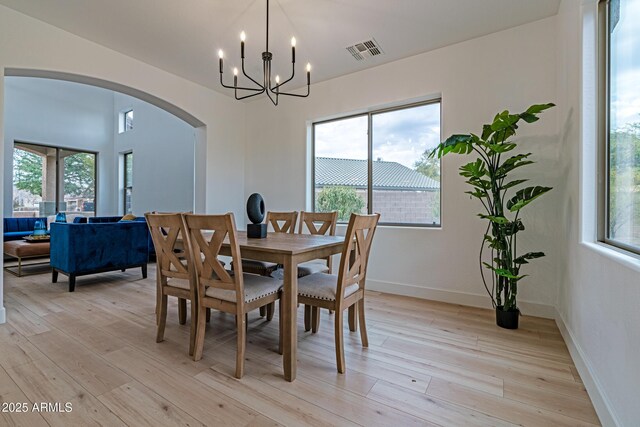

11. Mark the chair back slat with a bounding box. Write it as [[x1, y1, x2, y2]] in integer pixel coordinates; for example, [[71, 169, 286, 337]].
[[266, 211, 298, 233], [298, 211, 338, 236], [145, 213, 190, 281], [336, 214, 380, 302], [183, 213, 244, 303]]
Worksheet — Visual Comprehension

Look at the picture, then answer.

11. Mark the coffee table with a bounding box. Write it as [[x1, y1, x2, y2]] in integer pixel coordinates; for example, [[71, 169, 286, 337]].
[[3, 240, 51, 277]]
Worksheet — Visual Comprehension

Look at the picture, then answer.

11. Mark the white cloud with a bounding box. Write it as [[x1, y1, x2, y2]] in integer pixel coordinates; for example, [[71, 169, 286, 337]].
[[315, 103, 441, 169]]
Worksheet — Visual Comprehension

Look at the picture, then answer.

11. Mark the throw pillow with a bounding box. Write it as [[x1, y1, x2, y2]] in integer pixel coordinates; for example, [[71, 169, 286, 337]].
[[120, 214, 137, 222]]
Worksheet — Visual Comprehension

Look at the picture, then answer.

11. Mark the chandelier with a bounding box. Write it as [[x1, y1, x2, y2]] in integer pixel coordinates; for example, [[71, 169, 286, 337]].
[[218, 0, 311, 106]]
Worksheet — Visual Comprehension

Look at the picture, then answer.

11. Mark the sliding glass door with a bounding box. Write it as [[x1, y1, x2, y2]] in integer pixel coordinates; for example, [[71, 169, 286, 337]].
[[13, 142, 96, 217]]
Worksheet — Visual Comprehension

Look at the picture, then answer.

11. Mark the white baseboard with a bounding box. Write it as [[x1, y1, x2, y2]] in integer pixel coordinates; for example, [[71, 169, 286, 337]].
[[366, 279, 556, 319], [0, 307, 5, 324], [555, 311, 620, 427]]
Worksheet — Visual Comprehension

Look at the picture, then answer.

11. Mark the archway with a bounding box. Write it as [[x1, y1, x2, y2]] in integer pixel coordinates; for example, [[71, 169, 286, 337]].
[[1, 69, 209, 323]]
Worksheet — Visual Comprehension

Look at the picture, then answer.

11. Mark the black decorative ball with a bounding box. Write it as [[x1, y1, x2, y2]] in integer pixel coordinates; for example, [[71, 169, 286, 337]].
[[246, 193, 265, 224]]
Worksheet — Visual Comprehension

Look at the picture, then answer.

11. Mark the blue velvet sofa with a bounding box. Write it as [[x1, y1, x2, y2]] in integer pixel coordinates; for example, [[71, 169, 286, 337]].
[[3, 217, 48, 241], [87, 216, 155, 258], [50, 221, 149, 292], [3, 216, 87, 241]]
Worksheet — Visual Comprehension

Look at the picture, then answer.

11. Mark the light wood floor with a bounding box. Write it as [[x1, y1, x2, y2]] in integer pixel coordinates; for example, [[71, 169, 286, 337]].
[[1, 264, 600, 426]]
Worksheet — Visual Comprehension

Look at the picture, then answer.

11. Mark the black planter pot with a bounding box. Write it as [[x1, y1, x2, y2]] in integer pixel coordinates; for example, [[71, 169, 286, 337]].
[[496, 306, 519, 329]]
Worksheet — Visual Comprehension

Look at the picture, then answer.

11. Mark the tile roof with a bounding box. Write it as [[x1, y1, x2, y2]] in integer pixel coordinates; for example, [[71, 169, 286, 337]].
[[315, 157, 439, 191]]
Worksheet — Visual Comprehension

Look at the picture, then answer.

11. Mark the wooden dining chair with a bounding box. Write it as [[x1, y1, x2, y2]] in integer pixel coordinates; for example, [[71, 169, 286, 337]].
[[183, 213, 283, 378], [145, 213, 197, 356], [297, 211, 338, 332], [297, 213, 380, 373], [237, 210, 298, 319], [240, 210, 298, 274], [297, 211, 338, 276]]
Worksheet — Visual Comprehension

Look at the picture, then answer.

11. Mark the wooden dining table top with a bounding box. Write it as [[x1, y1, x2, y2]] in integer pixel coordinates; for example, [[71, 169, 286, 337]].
[[224, 231, 345, 254]]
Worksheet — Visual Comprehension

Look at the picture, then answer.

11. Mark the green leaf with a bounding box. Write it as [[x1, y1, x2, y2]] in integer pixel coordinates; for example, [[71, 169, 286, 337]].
[[484, 235, 505, 250], [478, 214, 509, 224], [482, 262, 497, 272], [466, 178, 491, 190], [506, 186, 553, 211], [525, 103, 555, 115], [482, 262, 526, 280], [504, 219, 525, 236], [501, 179, 529, 190], [431, 134, 474, 158], [514, 252, 545, 264], [465, 190, 487, 199], [481, 124, 494, 140], [491, 111, 520, 132], [496, 153, 533, 177], [519, 112, 539, 123], [459, 159, 486, 178], [487, 143, 517, 154]]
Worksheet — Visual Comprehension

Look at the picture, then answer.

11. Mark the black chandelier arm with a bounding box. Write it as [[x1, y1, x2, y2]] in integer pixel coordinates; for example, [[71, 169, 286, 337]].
[[220, 73, 264, 92], [241, 58, 265, 90], [270, 84, 310, 98], [219, 72, 236, 90], [264, 87, 278, 106], [234, 87, 266, 101], [220, 72, 262, 92], [271, 63, 296, 91]]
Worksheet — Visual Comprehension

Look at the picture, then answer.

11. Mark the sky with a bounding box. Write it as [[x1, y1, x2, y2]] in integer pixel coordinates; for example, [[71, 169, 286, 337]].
[[314, 102, 441, 169], [610, 0, 640, 129]]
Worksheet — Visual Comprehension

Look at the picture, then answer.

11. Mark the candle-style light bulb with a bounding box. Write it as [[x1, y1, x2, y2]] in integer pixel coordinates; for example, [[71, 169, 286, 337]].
[[240, 31, 246, 58], [291, 37, 296, 47], [218, 50, 224, 73], [306, 63, 311, 72], [240, 31, 246, 42], [291, 37, 296, 63], [275, 75, 280, 84], [233, 67, 238, 76], [306, 63, 311, 85]]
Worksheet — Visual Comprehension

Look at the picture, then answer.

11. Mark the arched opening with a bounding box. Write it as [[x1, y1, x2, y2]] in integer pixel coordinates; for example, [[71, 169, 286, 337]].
[[3, 68, 206, 216], [4, 68, 206, 127], [1, 69, 209, 322]]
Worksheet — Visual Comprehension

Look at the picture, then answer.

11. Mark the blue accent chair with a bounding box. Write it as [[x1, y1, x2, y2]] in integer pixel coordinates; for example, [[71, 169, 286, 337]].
[[50, 221, 149, 292]]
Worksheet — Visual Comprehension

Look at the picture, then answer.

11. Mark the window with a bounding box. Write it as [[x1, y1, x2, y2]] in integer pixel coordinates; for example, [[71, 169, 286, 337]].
[[12, 142, 96, 217], [123, 152, 133, 214], [600, 0, 640, 254], [313, 100, 441, 226], [119, 109, 134, 133]]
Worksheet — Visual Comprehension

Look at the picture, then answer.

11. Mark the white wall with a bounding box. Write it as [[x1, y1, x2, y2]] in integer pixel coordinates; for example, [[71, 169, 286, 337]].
[[555, 1, 640, 425], [0, 4, 247, 324], [244, 17, 560, 316], [3, 77, 117, 216], [113, 92, 195, 215]]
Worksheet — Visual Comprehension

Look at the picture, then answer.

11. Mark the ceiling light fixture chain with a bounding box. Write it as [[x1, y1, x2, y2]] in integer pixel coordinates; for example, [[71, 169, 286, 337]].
[[218, 0, 311, 106]]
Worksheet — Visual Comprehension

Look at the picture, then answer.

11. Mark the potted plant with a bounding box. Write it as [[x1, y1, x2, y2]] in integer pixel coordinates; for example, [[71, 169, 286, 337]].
[[430, 103, 554, 329]]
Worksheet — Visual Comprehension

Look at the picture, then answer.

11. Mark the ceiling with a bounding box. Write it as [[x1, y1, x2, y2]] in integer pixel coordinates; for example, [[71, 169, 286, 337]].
[[0, 0, 560, 95]]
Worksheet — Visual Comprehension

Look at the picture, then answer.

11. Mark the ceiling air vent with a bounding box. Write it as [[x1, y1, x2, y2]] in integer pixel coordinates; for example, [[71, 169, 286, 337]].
[[346, 38, 383, 61]]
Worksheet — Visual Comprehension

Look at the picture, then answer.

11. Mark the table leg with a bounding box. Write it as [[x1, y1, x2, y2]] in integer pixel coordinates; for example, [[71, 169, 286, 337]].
[[281, 257, 298, 382]]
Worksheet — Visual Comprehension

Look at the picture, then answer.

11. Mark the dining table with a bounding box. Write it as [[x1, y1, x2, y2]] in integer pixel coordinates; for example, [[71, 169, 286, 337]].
[[218, 230, 346, 382]]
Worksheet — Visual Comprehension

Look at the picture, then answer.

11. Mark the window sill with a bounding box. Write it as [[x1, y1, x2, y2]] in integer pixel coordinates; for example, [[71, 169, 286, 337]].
[[580, 241, 640, 273], [335, 223, 442, 231]]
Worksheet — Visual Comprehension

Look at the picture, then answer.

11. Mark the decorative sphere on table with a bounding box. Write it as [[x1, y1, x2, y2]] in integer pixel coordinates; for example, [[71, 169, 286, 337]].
[[246, 193, 265, 224]]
